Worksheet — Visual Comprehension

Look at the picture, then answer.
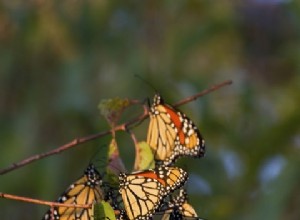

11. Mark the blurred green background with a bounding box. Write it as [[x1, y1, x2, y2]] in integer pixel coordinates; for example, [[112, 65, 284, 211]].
[[1, 1, 300, 219]]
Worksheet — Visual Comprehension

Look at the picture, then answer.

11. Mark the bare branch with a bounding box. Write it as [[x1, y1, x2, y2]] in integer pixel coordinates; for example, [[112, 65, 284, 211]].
[[0, 131, 108, 175], [0, 192, 91, 209], [173, 80, 233, 107]]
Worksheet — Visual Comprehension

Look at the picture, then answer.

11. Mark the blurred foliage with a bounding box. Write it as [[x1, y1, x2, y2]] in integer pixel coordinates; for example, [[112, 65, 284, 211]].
[[0, 0, 300, 219], [98, 97, 130, 127]]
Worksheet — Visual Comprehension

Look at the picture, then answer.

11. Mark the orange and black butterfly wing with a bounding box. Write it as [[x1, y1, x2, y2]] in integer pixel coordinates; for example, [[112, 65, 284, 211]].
[[147, 95, 177, 162], [155, 166, 188, 193], [168, 189, 199, 219], [119, 166, 188, 220], [42, 164, 103, 220], [119, 170, 167, 220]]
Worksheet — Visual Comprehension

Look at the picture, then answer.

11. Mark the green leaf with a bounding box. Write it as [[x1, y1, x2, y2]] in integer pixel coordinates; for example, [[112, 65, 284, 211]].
[[134, 141, 155, 171], [94, 201, 116, 220]]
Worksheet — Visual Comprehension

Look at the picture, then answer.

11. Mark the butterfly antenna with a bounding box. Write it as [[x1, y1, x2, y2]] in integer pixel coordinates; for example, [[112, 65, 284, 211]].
[[134, 74, 159, 94]]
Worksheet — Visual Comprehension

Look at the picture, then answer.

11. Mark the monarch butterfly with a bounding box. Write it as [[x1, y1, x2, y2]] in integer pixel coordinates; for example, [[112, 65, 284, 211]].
[[147, 94, 205, 166], [160, 189, 200, 220], [119, 166, 188, 220], [42, 164, 104, 220]]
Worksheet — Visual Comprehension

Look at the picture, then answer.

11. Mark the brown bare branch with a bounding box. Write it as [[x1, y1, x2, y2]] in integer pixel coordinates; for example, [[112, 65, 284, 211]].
[[0, 192, 91, 208], [0, 130, 108, 175], [173, 80, 233, 107]]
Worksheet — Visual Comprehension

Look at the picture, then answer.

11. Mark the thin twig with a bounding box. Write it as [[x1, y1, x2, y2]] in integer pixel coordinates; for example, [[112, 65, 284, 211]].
[[0, 192, 91, 208], [0, 80, 232, 175], [173, 80, 233, 107], [0, 117, 140, 175], [0, 131, 107, 175], [127, 129, 140, 171]]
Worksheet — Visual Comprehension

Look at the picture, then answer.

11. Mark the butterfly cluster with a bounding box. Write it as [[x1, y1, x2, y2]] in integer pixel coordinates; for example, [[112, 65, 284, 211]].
[[42, 94, 205, 220]]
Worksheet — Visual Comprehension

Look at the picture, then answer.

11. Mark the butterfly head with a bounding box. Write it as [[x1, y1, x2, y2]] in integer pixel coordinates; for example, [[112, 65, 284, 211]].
[[153, 93, 164, 106], [85, 164, 103, 187]]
